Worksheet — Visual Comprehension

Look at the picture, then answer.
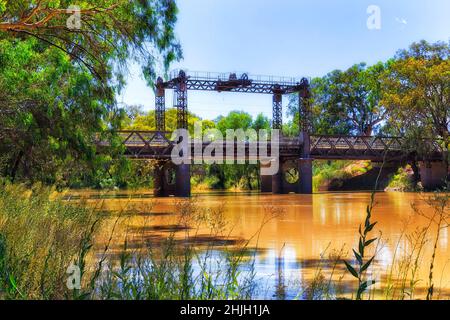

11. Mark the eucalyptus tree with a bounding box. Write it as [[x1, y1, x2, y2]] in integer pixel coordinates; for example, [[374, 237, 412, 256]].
[[381, 40, 450, 179], [0, 1, 182, 185], [0, 0, 181, 84], [382, 40, 449, 143], [288, 63, 387, 136]]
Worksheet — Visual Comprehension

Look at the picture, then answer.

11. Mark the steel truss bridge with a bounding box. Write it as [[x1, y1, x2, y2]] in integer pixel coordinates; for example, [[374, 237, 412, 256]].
[[97, 70, 447, 197], [97, 131, 444, 162]]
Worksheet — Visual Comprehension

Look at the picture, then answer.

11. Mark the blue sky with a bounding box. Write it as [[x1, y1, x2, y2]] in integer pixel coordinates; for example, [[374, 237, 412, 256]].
[[119, 0, 450, 121]]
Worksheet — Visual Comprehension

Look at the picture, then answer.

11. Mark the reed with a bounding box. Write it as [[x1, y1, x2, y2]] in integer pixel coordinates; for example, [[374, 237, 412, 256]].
[[0, 180, 101, 299]]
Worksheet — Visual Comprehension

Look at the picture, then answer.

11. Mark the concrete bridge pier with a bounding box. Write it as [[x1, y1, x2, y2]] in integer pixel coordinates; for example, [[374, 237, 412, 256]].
[[259, 160, 283, 194], [298, 158, 313, 194], [153, 161, 177, 197], [153, 162, 165, 197], [272, 169, 283, 194], [298, 130, 313, 194], [420, 161, 448, 190], [175, 163, 191, 197], [260, 162, 273, 193]]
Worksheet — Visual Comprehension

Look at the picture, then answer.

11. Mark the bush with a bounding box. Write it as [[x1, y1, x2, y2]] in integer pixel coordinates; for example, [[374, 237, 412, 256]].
[[386, 167, 414, 191]]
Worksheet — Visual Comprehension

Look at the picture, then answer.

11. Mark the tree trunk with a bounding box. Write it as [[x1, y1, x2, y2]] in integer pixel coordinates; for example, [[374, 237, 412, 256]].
[[411, 160, 420, 187], [10, 150, 24, 182], [364, 125, 373, 136]]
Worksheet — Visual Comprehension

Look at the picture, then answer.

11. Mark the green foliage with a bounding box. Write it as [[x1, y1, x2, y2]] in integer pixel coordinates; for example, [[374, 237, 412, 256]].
[[288, 62, 387, 136], [216, 110, 253, 134], [0, 38, 111, 185], [0, 0, 182, 188], [381, 40, 450, 159], [126, 108, 207, 135], [0, 0, 182, 86], [252, 113, 271, 131], [312, 160, 353, 192], [387, 167, 415, 192]]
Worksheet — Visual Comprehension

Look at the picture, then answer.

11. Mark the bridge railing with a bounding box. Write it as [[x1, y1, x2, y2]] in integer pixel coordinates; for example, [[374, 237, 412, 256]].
[[169, 69, 304, 86], [310, 135, 445, 160], [311, 135, 403, 149]]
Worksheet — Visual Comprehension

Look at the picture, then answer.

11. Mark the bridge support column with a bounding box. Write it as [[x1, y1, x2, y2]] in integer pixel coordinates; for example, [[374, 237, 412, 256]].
[[155, 77, 166, 131], [420, 161, 448, 190], [269, 159, 283, 194], [272, 171, 283, 194], [176, 164, 191, 197], [173, 70, 191, 197], [298, 130, 313, 194], [272, 88, 282, 130], [153, 162, 164, 197], [298, 158, 313, 194], [260, 163, 273, 193], [153, 161, 177, 197], [176, 70, 188, 130], [260, 175, 272, 193]]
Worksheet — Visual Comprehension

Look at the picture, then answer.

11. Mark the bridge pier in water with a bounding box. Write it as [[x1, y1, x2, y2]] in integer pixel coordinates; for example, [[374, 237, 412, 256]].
[[271, 166, 283, 194], [420, 161, 448, 190], [153, 161, 175, 197], [175, 164, 191, 197], [153, 161, 190, 197], [260, 163, 273, 193], [298, 158, 313, 194], [260, 157, 313, 195]]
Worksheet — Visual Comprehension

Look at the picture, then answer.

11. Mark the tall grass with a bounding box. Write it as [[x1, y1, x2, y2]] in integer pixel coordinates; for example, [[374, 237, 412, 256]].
[[0, 182, 278, 300], [94, 198, 263, 300], [0, 181, 101, 299]]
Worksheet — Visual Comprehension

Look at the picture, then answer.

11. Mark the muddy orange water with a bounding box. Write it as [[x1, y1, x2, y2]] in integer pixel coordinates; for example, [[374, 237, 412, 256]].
[[68, 190, 450, 300]]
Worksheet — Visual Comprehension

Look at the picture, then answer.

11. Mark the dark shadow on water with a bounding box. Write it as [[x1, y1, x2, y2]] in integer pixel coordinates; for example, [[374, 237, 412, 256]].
[[135, 211, 176, 217], [129, 224, 191, 233], [107, 234, 246, 251]]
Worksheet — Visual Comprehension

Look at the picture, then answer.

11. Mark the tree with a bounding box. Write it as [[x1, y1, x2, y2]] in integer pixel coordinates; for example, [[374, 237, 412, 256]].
[[216, 111, 253, 134], [125, 104, 145, 121], [0, 1, 182, 186], [288, 63, 387, 136], [0, 0, 182, 85], [309, 74, 353, 135], [126, 109, 204, 134], [287, 75, 354, 136], [214, 111, 259, 190], [337, 63, 387, 136], [0, 38, 111, 183], [382, 40, 450, 143], [252, 113, 271, 131]]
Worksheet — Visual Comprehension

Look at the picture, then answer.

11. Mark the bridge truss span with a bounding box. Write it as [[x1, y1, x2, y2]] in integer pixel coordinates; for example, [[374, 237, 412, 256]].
[[309, 135, 445, 161], [98, 131, 444, 162]]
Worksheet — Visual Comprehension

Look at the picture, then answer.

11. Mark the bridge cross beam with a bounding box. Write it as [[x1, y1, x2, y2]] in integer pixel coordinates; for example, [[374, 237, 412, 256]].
[[155, 77, 166, 132]]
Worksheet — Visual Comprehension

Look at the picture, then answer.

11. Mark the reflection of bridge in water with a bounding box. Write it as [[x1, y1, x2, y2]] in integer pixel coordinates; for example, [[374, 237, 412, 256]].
[[97, 70, 447, 197]]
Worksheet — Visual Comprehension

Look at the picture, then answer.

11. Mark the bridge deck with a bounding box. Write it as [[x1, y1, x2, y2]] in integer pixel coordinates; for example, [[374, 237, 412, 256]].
[[95, 131, 445, 162]]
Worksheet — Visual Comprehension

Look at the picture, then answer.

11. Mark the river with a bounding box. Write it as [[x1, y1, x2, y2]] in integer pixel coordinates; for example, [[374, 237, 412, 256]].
[[68, 190, 450, 300]]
